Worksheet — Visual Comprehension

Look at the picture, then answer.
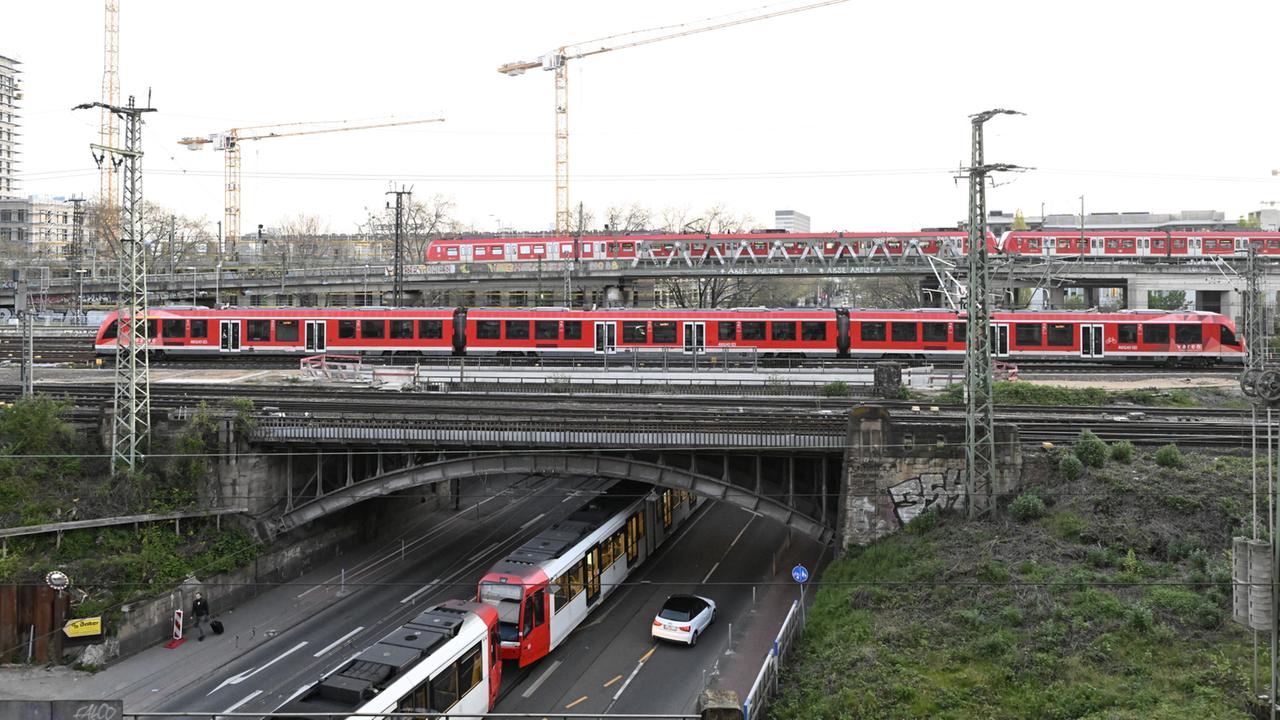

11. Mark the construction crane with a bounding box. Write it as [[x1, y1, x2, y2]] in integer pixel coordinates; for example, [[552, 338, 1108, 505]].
[[99, 0, 119, 208], [498, 0, 848, 235], [178, 117, 444, 255]]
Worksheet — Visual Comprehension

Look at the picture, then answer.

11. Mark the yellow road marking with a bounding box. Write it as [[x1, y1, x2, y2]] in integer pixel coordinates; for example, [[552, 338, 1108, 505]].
[[603, 674, 623, 688], [640, 645, 656, 663], [566, 695, 588, 709]]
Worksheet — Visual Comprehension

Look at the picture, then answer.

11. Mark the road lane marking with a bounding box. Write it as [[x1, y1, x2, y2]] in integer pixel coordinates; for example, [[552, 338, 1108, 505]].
[[466, 543, 498, 563], [640, 645, 656, 663], [220, 689, 262, 715], [565, 695, 588, 709], [612, 657, 647, 701], [519, 512, 547, 530], [729, 516, 754, 549], [312, 626, 364, 657], [521, 659, 562, 698], [702, 561, 720, 584], [603, 674, 623, 688], [279, 684, 311, 707], [208, 641, 309, 695], [399, 578, 440, 605]]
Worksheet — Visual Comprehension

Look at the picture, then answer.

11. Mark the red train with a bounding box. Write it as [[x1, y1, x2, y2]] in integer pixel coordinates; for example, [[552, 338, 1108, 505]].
[[95, 306, 1244, 364], [422, 230, 1280, 265]]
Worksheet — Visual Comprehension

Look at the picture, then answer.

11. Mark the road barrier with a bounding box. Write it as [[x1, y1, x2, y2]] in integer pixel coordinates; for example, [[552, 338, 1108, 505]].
[[741, 599, 805, 720]]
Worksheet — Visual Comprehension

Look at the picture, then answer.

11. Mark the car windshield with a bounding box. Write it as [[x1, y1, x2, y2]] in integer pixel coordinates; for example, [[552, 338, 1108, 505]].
[[658, 596, 697, 622]]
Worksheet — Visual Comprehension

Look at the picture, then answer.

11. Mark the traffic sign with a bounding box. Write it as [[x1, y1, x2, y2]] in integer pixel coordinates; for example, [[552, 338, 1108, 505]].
[[791, 564, 809, 584], [63, 616, 102, 639]]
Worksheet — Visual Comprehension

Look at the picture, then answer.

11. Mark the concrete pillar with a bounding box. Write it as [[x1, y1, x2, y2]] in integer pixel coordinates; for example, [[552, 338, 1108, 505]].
[[1083, 286, 1100, 309], [1047, 286, 1066, 310], [1127, 280, 1150, 310]]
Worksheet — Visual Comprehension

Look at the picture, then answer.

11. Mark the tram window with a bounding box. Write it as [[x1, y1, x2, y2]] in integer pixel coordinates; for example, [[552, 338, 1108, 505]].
[[338, 320, 357, 339], [718, 322, 737, 341], [247, 320, 271, 342], [102, 320, 118, 340], [652, 321, 677, 343], [860, 322, 886, 342], [418, 320, 443, 339], [1015, 323, 1042, 346], [1143, 324, 1170, 344], [564, 321, 582, 340], [600, 537, 615, 568], [741, 322, 766, 341], [953, 323, 967, 342], [535, 320, 559, 340], [922, 322, 948, 343], [1117, 324, 1138, 343], [430, 664, 459, 711], [1221, 325, 1241, 346], [390, 320, 414, 339], [1175, 324, 1203, 345], [801, 322, 827, 341], [360, 320, 385, 339], [458, 644, 483, 696], [522, 596, 535, 636], [476, 320, 500, 340], [275, 319, 300, 342], [1046, 323, 1073, 347], [891, 322, 917, 342], [145, 319, 158, 338], [568, 559, 584, 599], [162, 319, 186, 339], [190, 320, 208, 339], [505, 320, 530, 340], [622, 321, 648, 344], [771, 322, 796, 341]]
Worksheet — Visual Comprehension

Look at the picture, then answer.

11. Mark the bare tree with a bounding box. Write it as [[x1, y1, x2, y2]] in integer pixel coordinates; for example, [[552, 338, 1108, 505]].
[[363, 194, 461, 261], [275, 214, 333, 269], [603, 203, 651, 232]]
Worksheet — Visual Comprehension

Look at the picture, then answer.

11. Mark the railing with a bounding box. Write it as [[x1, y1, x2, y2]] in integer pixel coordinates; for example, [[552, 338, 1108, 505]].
[[741, 599, 806, 720]]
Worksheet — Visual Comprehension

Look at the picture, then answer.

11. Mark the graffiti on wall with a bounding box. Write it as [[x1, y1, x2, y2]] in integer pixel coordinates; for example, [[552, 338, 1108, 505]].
[[886, 469, 965, 526]]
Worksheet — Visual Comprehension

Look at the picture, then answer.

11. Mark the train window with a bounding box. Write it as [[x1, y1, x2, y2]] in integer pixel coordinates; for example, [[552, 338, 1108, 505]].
[[1221, 325, 1240, 346], [338, 320, 356, 339], [622, 321, 648, 344], [476, 321, 501, 340], [190, 320, 208, 339], [600, 536, 615, 568], [861, 322, 886, 342], [613, 529, 626, 563], [1175, 324, 1203, 345], [1143, 324, 1170, 344], [1046, 323, 1073, 347], [771, 322, 797, 341], [162, 319, 185, 339], [102, 320, 118, 340], [561, 243, 574, 254], [247, 320, 271, 342], [1154, 239, 1167, 249], [801, 322, 827, 341], [564, 321, 582, 340], [275, 320, 300, 342], [953, 323, 967, 342], [458, 644, 483, 696], [1270, 240, 1280, 249], [446, 247, 459, 258], [652, 321, 677, 344], [1117, 324, 1138, 343], [475, 246, 487, 258], [390, 320, 414, 339], [891, 322, 917, 342], [519, 244, 531, 253], [430, 663, 459, 711], [418, 320, 443, 339], [361, 320, 385, 339], [1028, 238, 1040, 249], [1122, 239, 1135, 249], [661, 489, 674, 529], [622, 243, 633, 252], [1173, 239, 1186, 249], [741, 322, 767, 341], [569, 559, 585, 599], [922, 322, 948, 343], [1015, 323, 1042, 346], [505, 320, 530, 340], [1106, 239, 1118, 249], [535, 320, 559, 340], [1204, 239, 1217, 250], [719, 322, 737, 341], [145, 319, 158, 338]]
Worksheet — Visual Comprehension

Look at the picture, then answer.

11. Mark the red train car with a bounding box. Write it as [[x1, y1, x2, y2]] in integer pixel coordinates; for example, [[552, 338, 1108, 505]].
[[999, 230, 1280, 258]]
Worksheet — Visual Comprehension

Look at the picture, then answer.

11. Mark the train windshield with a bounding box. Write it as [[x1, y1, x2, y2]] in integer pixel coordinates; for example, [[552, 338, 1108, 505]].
[[479, 581, 523, 604]]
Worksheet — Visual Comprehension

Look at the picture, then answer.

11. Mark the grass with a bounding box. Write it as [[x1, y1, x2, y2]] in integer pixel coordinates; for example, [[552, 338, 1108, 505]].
[[936, 381, 1220, 408]]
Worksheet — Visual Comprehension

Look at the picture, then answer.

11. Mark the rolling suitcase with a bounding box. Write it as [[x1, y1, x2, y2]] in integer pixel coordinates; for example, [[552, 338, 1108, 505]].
[[210, 619, 224, 635]]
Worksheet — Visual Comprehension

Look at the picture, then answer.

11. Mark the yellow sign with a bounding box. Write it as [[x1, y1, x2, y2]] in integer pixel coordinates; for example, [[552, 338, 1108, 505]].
[[64, 617, 102, 638]]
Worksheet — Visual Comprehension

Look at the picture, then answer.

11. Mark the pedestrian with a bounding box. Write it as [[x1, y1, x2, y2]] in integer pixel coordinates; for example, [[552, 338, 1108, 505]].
[[192, 592, 211, 641]]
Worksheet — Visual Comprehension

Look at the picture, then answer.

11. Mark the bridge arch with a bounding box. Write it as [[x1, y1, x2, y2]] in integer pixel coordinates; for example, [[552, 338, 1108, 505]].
[[267, 453, 832, 543]]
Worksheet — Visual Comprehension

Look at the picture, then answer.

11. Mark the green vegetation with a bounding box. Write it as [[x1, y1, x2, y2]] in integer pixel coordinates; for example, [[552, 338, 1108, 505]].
[[1073, 429, 1108, 468], [937, 382, 1197, 408], [1155, 444, 1185, 469], [1058, 454, 1084, 481], [821, 381, 851, 397], [1110, 439, 1135, 463], [771, 445, 1256, 719]]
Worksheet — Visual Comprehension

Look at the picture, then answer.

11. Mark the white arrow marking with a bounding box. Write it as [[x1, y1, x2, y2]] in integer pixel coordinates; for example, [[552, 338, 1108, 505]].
[[207, 641, 308, 695]]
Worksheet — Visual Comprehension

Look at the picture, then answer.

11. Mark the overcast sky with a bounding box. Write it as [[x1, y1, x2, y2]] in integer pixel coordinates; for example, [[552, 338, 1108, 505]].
[[5, 0, 1280, 235]]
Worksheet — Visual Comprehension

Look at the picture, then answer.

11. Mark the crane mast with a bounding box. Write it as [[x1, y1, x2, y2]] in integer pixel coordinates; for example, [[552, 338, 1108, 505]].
[[99, 0, 119, 209]]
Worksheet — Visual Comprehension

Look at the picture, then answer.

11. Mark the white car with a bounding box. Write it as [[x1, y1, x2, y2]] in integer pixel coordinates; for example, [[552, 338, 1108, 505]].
[[651, 594, 717, 646]]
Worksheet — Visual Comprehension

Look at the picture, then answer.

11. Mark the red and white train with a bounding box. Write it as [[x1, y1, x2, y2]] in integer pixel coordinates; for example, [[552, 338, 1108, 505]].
[[278, 598, 501, 718], [422, 230, 1280, 264], [476, 480, 701, 667], [95, 306, 1244, 364]]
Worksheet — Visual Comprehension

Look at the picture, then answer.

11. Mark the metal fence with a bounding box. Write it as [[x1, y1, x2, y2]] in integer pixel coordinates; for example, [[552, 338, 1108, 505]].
[[741, 599, 806, 720]]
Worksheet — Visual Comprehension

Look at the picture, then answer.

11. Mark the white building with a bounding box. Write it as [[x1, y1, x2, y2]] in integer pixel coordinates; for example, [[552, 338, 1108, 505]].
[[775, 209, 810, 233], [0, 196, 75, 260], [0, 55, 20, 198]]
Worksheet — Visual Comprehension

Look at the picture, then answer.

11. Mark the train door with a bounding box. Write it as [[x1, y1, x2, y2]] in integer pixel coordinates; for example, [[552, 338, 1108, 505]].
[[1090, 237, 1104, 256], [219, 320, 241, 352], [594, 322, 617, 354], [991, 324, 1010, 358], [304, 320, 326, 352], [517, 586, 549, 669], [1187, 237, 1202, 257], [1080, 324, 1104, 358], [682, 322, 705, 353], [584, 547, 601, 605]]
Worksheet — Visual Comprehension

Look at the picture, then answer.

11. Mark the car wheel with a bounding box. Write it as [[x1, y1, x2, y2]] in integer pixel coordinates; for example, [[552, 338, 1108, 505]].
[[711, 609, 716, 624], [689, 631, 697, 647]]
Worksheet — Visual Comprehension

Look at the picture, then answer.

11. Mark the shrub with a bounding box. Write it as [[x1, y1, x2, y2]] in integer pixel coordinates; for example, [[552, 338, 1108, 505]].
[[1059, 454, 1084, 481], [821, 381, 850, 397], [905, 506, 940, 535], [1109, 439, 1135, 464], [1009, 493, 1047, 523], [1073, 430, 1108, 468], [1154, 444, 1184, 468]]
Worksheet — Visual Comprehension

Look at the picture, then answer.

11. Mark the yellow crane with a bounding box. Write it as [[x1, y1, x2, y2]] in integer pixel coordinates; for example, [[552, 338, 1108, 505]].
[[498, 0, 847, 235], [178, 117, 444, 254]]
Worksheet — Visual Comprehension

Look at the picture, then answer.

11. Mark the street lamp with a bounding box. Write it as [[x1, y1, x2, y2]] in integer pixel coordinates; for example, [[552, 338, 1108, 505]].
[[73, 269, 87, 322], [215, 261, 222, 307], [187, 266, 197, 306]]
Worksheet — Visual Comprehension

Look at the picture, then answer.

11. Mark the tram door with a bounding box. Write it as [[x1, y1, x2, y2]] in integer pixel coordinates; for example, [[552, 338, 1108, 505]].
[[219, 320, 241, 352], [594, 322, 617, 354], [991, 324, 1010, 357], [305, 320, 326, 352], [682, 322, 705, 353], [1080, 324, 1104, 358]]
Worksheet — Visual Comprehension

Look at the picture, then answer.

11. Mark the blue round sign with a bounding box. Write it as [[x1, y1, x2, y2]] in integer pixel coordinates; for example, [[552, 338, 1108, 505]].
[[791, 564, 810, 584]]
